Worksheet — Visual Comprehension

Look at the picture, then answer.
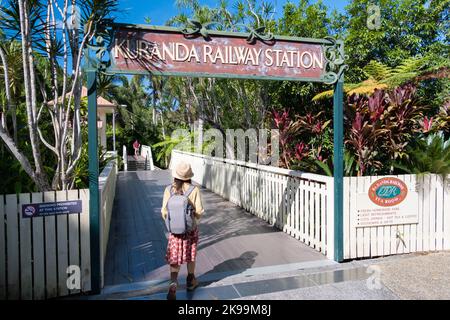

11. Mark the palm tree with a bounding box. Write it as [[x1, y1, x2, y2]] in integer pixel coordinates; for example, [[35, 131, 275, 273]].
[[96, 73, 119, 102], [0, 40, 24, 144]]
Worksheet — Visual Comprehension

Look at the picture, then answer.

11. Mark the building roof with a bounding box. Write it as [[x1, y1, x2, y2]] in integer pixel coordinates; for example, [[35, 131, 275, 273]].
[[48, 86, 116, 112]]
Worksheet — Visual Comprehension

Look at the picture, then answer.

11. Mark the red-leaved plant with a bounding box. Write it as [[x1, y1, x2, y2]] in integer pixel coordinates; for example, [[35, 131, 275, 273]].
[[294, 142, 309, 162], [346, 84, 423, 175], [272, 109, 294, 168], [421, 116, 434, 133]]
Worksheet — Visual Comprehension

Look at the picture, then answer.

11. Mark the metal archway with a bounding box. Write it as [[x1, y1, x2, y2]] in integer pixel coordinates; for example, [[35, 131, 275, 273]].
[[85, 22, 346, 293]]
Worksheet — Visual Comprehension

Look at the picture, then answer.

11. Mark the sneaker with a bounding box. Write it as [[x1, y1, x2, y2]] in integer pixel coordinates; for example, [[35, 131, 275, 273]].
[[167, 281, 177, 300], [186, 275, 199, 291]]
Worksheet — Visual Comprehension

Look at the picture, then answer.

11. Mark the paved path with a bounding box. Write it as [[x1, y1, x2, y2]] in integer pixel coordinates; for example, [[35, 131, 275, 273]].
[[375, 251, 450, 300], [103, 170, 327, 288], [235, 251, 450, 300]]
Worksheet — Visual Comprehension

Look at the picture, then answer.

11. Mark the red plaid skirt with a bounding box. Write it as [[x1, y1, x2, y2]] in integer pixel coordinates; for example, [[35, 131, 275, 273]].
[[165, 228, 199, 265]]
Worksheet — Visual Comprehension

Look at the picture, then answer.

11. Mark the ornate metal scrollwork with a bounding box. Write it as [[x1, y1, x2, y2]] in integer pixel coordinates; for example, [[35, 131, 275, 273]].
[[234, 24, 274, 44], [86, 20, 114, 73], [86, 35, 109, 71], [322, 36, 348, 85], [180, 20, 274, 44], [180, 19, 223, 39]]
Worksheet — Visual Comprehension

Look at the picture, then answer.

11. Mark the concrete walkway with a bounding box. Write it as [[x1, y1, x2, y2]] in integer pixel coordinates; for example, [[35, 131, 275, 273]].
[[233, 251, 450, 300], [375, 251, 450, 300]]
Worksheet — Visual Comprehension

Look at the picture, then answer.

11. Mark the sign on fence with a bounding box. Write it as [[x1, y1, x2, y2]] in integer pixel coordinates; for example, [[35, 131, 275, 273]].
[[22, 200, 83, 218], [356, 177, 418, 227]]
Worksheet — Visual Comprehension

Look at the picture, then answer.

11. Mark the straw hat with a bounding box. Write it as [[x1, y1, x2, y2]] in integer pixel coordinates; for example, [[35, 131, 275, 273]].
[[173, 161, 194, 181]]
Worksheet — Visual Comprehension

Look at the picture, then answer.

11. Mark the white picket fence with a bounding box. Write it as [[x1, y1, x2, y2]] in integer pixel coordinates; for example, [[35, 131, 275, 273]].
[[344, 174, 450, 259], [170, 150, 335, 259], [99, 158, 118, 287], [141, 145, 155, 170], [0, 189, 91, 300], [0, 159, 118, 300], [171, 150, 450, 262], [122, 145, 128, 171]]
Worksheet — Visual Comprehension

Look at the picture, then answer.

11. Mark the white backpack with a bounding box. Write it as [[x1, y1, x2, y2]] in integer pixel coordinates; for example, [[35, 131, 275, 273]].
[[165, 185, 196, 235]]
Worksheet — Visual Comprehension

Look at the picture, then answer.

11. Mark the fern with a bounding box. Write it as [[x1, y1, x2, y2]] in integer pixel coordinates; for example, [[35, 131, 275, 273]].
[[347, 79, 388, 96], [363, 60, 393, 81], [383, 57, 425, 87], [312, 89, 334, 101], [312, 80, 387, 101], [392, 57, 424, 74], [313, 57, 432, 101]]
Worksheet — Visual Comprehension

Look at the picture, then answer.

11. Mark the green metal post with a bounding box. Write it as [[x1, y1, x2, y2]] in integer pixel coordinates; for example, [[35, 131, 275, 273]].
[[87, 69, 101, 293], [333, 79, 344, 262]]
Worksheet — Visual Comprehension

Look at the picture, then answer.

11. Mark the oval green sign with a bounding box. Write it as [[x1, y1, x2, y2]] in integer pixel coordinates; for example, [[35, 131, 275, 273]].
[[375, 185, 401, 199]]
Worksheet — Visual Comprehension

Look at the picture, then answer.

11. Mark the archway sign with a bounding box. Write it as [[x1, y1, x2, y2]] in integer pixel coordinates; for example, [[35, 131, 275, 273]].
[[85, 21, 347, 293]]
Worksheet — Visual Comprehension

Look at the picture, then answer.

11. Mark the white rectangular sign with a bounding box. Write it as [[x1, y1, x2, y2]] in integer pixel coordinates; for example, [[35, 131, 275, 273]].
[[355, 177, 419, 228], [356, 193, 419, 227]]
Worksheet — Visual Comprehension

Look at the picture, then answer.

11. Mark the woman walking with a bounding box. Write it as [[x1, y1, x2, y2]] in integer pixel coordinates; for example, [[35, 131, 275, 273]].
[[161, 161, 204, 300], [133, 139, 140, 157]]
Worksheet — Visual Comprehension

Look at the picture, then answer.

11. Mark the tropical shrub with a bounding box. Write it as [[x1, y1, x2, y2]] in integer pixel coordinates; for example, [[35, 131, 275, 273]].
[[394, 132, 450, 177], [272, 109, 295, 169], [152, 131, 197, 169], [434, 100, 450, 136], [271, 83, 434, 176], [345, 84, 424, 175], [72, 143, 117, 189]]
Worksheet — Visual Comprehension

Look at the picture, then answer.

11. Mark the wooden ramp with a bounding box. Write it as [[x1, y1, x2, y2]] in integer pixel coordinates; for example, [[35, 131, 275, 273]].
[[103, 170, 327, 287]]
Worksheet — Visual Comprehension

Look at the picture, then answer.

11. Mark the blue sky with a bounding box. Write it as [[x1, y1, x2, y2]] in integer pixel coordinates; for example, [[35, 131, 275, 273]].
[[115, 0, 349, 26]]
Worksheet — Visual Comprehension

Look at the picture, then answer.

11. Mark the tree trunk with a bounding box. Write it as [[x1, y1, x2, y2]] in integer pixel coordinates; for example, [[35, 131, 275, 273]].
[[18, 0, 50, 191], [0, 46, 11, 132], [12, 106, 18, 144], [160, 112, 166, 139]]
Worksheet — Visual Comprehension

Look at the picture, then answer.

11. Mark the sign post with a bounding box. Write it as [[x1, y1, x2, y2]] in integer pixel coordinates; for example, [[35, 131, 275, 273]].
[[87, 67, 101, 294], [333, 79, 344, 262]]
